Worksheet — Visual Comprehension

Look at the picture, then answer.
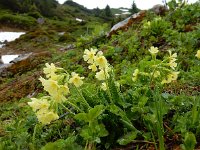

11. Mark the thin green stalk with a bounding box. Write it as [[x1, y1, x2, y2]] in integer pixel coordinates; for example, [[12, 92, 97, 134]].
[[105, 78, 114, 104], [32, 124, 37, 149], [64, 98, 84, 113], [149, 124, 158, 150], [84, 140, 89, 150], [74, 85, 91, 109], [104, 68, 114, 104], [155, 90, 165, 150], [60, 103, 74, 114]]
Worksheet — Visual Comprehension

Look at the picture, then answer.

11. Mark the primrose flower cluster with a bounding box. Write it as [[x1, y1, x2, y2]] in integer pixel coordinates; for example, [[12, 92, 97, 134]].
[[132, 46, 179, 84], [28, 63, 84, 125], [83, 48, 111, 90]]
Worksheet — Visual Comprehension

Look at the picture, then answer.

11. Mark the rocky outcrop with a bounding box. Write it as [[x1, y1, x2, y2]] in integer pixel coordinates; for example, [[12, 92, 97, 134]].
[[150, 4, 168, 15], [0, 51, 51, 77], [107, 10, 146, 37]]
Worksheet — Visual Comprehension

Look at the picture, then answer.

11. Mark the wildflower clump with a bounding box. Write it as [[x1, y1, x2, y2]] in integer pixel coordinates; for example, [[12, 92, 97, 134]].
[[28, 63, 85, 125], [132, 47, 179, 85], [83, 48, 111, 90], [28, 97, 59, 125]]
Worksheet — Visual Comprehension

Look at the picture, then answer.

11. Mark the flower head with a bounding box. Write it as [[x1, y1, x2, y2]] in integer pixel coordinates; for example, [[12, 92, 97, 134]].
[[149, 46, 159, 54], [69, 72, 84, 87], [28, 97, 50, 112], [101, 82, 107, 91], [168, 50, 178, 70], [88, 63, 97, 72], [94, 55, 108, 69], [83, 48, 97, 64], [39, 77, 59, 97], [95, 69, 109, 81], [161, 71, 179, 84], [195, 50, 200, 59], [132, 69, 139, 81], [36, 109, 59, 125], [43, 63, 60, 80], [153, 71, 160, 78]]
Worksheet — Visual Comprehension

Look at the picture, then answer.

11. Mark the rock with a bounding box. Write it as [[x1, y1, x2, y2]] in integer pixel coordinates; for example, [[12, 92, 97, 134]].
[[107, 10, 146, 37], [0, 51, 51, 77], [37, 18, 45, 24], [59, 44, 76, 51], [150, 4, 168, 15]]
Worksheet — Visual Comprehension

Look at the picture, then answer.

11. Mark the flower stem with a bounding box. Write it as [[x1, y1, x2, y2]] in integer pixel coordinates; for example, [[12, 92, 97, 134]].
[[64, 99, 84, 113], [60, 103, 74, 114], [74, 85, 91, 109], [32, 124, 37, 149]]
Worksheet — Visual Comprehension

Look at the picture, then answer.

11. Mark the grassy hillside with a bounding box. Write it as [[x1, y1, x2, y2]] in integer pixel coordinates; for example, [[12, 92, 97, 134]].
[[0, 1, 200, 150]]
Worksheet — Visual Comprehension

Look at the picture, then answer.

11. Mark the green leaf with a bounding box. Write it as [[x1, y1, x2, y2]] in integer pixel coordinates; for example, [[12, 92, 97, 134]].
[[109, 105, 137, 131], [88, 105, 105, 121], [74, 113, 88, 122], [80, 122, 108, 143], [117, 131, 138, 145], [181, 132, 197, 150], [138, 96, 148, 107], [41, 137, 83, 150]]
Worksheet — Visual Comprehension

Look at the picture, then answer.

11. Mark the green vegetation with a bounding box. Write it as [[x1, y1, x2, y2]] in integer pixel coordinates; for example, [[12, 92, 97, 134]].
[[0, 0, 200, 150]]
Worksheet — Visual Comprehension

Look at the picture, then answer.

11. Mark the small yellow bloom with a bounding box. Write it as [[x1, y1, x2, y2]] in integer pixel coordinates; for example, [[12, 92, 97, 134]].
[[39, 77, 59, 97], [43, 63, 60, 80], [169, 60, 177, 70], [171, 71, 179, 80], [96, 51, 103, 57], [161, 71, 179, 84], [88, 63, 97, 72], [153, 71, 160, 78], [95, 55, 108, 69], [132, 69, 139, 81], [28, 98, 50, 112], [101, 82, 107, 91], [149, 46, 159, 54], [53, 84, 70, 103], [36, 109, 59, 125], [195, 50, 200, 59], [95, 70, 109, 80], [69, 72, 84, 87], [83, 48, 97, 64], [168, 50, 177, 59]]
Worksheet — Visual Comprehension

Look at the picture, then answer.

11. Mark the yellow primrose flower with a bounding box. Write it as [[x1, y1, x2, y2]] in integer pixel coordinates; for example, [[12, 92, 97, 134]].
[[149, 46, 159, 54], [43, 63, 59, 79], [28, 98, 50, 112], [95, 69, 109, 80], [95, 55, 108, 69], [39, 77, 59, 97], [36, 109, 59, 125], [161, 71, 179, 84], [169, 60, 177, 70], [101, 82, 107, 91], [168, 50, 177, 59], [88, 63, 97, 72], [83, 48, 97, 64], [69, 72, 84, 87], [53, 84, 70, 103], [132, 69, 139, 81], [152, 71, 160, 78], [195, 50, 200, 59], [171, 71, 179, 80]]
